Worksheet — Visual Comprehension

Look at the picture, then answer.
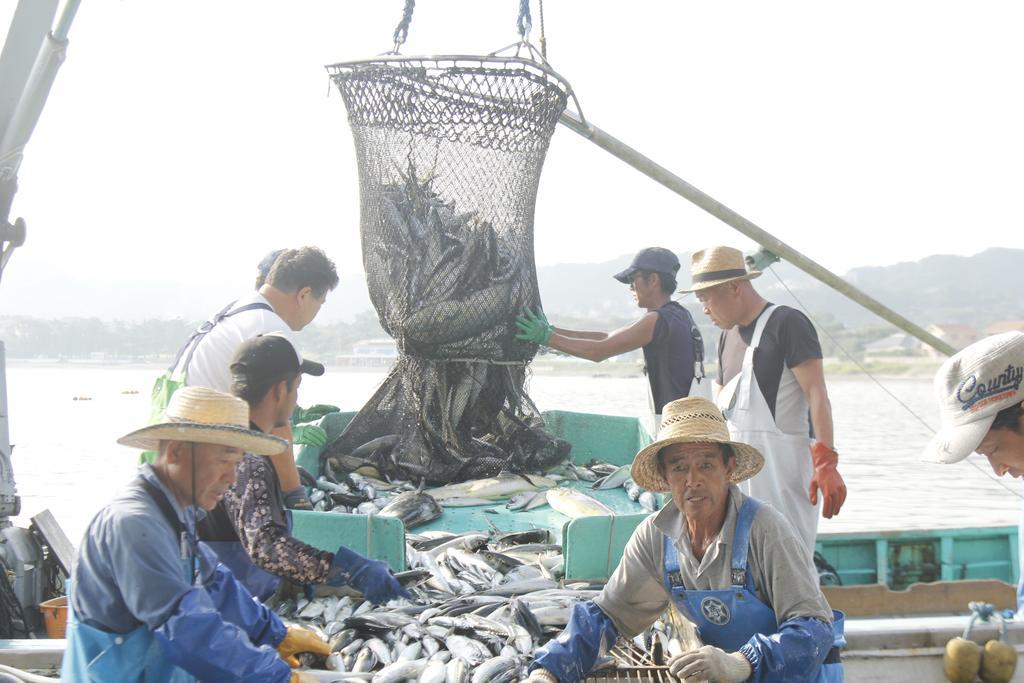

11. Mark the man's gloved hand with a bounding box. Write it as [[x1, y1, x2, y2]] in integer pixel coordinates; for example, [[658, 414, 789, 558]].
[[291, 673, 320, 683], [283, 486, 313, 511], [514, 308, 554, 346], [293, 404, 340, 424], [277, 625, 331, 667], [668, 646, 752, 682], [327, 546, 411, 605], [809, 442, 847, 518], [292, 424, 328, 448]]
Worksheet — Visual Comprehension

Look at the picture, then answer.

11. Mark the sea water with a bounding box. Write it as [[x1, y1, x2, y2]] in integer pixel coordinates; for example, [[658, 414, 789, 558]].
[[5, 362, 1020, 545]]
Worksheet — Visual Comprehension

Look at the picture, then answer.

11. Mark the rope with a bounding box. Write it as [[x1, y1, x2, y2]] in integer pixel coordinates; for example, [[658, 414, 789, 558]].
[[517, 0, 532, 40], [766, 266, 1024, 501], [392, 0, 416, 52], [446, 357, 530, 366]]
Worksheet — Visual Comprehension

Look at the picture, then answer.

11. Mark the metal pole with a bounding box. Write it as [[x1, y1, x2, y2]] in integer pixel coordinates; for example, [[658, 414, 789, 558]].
[[558, 111, 956, 357]]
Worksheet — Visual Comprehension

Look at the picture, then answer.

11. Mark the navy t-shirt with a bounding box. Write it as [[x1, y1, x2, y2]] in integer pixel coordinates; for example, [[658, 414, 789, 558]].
[[643, 301, 703, 413], [717, 303, 822, 421]]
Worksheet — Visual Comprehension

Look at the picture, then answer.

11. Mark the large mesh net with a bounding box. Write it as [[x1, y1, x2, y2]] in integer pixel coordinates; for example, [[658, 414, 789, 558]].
[[321, 56, 571, 485]]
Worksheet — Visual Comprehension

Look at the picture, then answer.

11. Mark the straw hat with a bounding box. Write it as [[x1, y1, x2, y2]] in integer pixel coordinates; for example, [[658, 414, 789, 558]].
[[630, 397, 764, 492], [118, 386, 287, 455], [681, 246, 761, 293]]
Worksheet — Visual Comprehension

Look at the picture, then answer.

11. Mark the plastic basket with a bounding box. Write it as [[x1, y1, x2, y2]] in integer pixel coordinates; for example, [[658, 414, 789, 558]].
[[39, 596, 68, 639]]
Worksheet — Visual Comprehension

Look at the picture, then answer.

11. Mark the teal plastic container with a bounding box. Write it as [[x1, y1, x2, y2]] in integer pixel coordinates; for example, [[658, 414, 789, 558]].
[[291, 409, 657, 580]]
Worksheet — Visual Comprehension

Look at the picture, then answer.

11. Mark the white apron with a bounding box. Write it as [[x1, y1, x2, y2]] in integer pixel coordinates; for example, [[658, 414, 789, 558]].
[[716, 305, 818, 555]]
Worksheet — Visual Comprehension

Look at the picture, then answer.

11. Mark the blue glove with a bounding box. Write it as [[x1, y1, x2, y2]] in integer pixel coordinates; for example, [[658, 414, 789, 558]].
[[292, 424, 328, 448], [327, 546, 411, 605], [283, 486, 313, 511], [531, 600, 618, 683]]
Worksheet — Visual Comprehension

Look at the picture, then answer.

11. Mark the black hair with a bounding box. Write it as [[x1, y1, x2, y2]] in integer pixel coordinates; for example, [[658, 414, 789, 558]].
[[991, 401, 1024, 434], [638, 270, 677, 294], [266, 247, 339, 299], [231, 372, 299, 407]]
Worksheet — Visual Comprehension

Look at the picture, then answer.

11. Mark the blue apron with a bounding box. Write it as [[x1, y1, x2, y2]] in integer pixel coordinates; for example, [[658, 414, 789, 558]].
[[61, 480, 200, 683], [204, 509, 292, 602], [663, 497, 844, 682]]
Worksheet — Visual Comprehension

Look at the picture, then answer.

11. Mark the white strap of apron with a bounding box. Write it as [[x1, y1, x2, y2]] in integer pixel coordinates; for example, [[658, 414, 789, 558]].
[[748, 304, 777, 351]]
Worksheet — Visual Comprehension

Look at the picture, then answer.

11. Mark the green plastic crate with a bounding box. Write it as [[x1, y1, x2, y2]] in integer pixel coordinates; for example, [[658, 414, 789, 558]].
[[541, 410, 652, 466], [295, 410, 356, 475], [291, 509, 405, 572], [562, 512, 649, 582]]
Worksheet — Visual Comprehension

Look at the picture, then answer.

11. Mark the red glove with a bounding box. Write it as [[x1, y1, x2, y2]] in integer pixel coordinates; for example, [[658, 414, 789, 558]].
[[809, 442, 846, 518]]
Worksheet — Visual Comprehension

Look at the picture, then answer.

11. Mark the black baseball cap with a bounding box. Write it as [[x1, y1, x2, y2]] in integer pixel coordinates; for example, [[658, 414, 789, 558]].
[[613, 247, 681, 284], [230, 333, 325, 387]]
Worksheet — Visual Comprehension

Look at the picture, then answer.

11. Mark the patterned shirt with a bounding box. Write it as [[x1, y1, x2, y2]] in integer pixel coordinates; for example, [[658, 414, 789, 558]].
[[201, 451, 333, 585]]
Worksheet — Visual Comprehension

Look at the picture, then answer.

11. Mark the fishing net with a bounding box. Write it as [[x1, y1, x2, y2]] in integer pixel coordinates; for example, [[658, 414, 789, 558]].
[[321, 56, 572, 485]]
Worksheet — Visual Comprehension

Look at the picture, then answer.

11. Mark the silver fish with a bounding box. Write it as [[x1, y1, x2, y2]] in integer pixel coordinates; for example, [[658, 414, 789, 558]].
[[371, 658, 427, 683], [420, 658, 447, 683], [443, 635, 490, 666], [546, 487, 614, 518], [352, 646, 378, 672], [470, 656, 520, 683], [592, 464, 633, 490], [444, 656, 469, 683], [639, 491, 660, 513], [378, 491, 443, 529], [364, 637, 393, 666]]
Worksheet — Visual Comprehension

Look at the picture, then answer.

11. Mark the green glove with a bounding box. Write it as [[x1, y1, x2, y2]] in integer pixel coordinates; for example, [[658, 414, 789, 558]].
[[293, 404, 340, 424], [514, 307, 554, 345], [292, 424, 328, 448]]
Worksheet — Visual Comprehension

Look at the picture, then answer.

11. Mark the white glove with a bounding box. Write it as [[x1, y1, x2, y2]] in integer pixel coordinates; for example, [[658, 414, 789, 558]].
[[524, 669, 558, 683], [668, 645, 752, 682]]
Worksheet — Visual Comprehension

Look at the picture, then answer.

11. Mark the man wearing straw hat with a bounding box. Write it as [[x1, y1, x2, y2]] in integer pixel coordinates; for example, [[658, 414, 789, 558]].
[[922, 331, 1024, 611], [62, 386, 328, 683], [199, 334, 410, 604], [684, 245, 846, 555], [526, 397, 842, 683], [515, 247, 706, 428]]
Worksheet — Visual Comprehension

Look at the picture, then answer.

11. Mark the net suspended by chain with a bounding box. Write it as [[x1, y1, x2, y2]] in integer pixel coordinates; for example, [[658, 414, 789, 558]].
[[320, 1, 574, 484]]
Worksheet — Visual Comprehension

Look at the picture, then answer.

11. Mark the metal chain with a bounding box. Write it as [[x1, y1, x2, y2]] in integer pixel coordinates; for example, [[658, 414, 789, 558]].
[[538, 0, 547, 57], [517, 0, 532, 40], [392, 0, 416, 52]]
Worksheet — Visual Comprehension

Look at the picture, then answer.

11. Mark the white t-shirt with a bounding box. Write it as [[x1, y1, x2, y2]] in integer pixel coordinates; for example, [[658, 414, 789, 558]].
[[176, 293, 295, 393]]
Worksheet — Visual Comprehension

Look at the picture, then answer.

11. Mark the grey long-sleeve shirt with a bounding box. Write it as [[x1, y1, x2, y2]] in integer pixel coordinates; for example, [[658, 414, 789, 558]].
[[594, 485, 832, 638]]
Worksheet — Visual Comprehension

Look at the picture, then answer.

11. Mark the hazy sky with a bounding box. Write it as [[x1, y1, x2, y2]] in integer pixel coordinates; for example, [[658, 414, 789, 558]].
[[2, 1, 1022, 320]]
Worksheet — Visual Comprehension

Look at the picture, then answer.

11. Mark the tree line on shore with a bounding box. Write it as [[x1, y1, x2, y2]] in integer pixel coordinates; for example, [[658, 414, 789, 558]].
[[0, 311, 897, 364]]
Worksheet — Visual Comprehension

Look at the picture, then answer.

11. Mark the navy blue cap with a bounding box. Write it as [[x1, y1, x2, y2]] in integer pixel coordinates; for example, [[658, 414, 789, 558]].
[[613, 247, 681, 284], [256, 249, 286, 287]]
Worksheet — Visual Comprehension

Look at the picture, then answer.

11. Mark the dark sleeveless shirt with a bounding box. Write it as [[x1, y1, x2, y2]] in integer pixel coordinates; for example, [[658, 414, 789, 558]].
[[643, 301, 703, 413]]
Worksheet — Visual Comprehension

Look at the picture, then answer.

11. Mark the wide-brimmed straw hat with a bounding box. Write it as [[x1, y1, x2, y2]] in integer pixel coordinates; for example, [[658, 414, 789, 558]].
[[118, 386, 287, 455], [630, 397, 764, 492], [681, 246, 761, 293]]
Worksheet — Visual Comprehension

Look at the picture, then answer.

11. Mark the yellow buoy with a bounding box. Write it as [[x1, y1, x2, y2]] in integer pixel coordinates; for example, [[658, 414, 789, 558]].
[[944, 637, 982, 683]]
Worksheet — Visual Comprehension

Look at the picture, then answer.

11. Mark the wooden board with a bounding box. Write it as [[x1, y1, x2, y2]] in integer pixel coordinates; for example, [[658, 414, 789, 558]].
[[823, 579, 1016, 617]]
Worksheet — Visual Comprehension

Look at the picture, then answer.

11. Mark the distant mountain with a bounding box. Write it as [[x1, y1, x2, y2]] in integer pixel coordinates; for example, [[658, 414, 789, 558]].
[[537, 248, 1024, 332], [2, 248, 1020, 333]]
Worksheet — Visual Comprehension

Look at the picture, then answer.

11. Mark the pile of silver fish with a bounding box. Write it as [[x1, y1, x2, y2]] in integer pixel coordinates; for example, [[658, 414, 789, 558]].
[[302, 460, 660, 526], [274, 524, 693, 683]]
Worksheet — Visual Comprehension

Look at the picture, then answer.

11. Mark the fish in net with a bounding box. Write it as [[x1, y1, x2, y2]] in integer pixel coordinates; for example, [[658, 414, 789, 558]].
[[321, 56, 572, 485]]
